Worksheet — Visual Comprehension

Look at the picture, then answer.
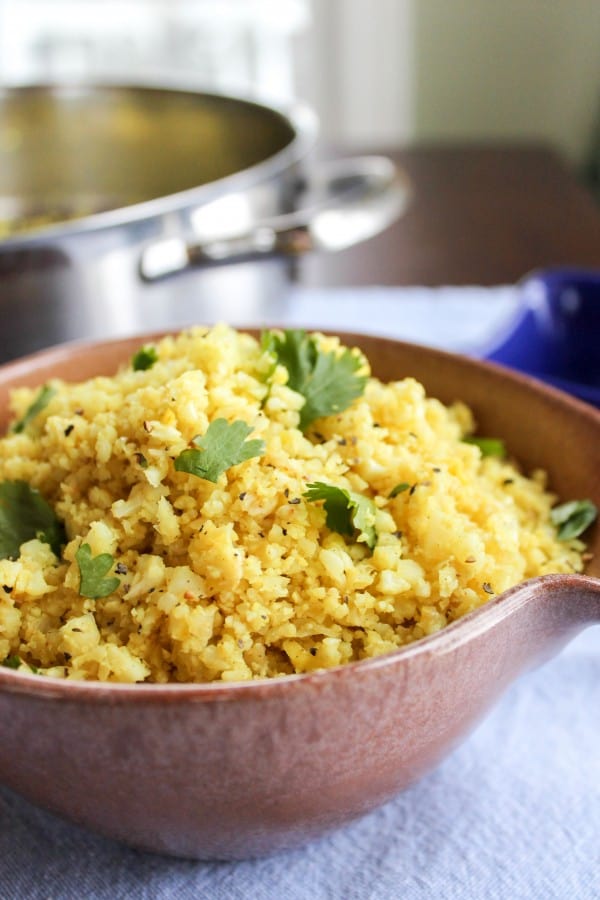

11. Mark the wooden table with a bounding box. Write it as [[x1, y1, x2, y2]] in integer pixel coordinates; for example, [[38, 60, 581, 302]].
[[296, 143, 600, 287]]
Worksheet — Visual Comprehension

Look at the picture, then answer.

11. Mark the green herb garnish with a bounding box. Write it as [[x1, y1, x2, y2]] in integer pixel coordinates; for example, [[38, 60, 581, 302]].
[[550, 499, 598, 541], [174, 418, 265, 484], [0, 479, 65, 559], [389, 482, 410, 498], [12, 385, 56, 434], [304, 481, 377, 550], [262, 329, 367, 431], [463, 436, 506, 458], [1, 655, 21, 669], [75, 543, 121, 599], [132, 345, 159, 371]]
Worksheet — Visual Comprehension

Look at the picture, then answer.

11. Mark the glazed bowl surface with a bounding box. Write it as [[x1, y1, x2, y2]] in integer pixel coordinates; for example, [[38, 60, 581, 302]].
[[0, 330, 598, 860]]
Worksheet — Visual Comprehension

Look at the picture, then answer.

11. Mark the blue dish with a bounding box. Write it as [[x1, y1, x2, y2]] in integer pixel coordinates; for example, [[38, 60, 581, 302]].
[[485, 268, 600, 406]]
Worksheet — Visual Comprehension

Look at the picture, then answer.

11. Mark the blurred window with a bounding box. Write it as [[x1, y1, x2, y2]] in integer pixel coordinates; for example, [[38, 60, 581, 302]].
[[0, 0, 310, 106]]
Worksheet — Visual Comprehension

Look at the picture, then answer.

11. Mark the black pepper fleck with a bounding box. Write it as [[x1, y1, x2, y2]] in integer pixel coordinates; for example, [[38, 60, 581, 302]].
[[309, 647, 317, 657], [289, 497, 301, 505], [2, 585, 12, 593], [64, 424, 74, 437], [115, 562, 128, 575], [483, 582, 494, 594], [239, 492, 247, 501]]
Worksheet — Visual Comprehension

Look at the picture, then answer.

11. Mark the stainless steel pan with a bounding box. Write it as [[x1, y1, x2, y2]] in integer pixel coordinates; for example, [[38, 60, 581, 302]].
[[0, 84, 409, 360]]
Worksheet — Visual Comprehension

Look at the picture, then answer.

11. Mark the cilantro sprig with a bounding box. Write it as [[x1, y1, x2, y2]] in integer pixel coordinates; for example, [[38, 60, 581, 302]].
[[132, 345, 159, 371], [463, 436, 506, 458], [0, 479, 65, 559], [75, 543, 121, 599], [0, 655, 38, 674], [174, 418, 265, 483], [389, 482, 410, 498], [550, 499, 597, 541], [12, 385, 56, 434], [304, 481, 377, 550], [262, 329, 367, 431], [1, 655, 21, 669]]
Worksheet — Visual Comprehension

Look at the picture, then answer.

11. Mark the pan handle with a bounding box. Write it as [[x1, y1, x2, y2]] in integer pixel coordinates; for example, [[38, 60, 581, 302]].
[[138, 156, 410, 281]]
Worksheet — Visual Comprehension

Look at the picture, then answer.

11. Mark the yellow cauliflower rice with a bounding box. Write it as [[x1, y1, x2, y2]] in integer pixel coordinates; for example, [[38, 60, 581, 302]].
[[0, 324, 591, 683]]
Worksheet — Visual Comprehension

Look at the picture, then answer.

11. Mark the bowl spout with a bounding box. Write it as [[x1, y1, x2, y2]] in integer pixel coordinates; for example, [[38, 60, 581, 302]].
[[475, 574, 600, 675]]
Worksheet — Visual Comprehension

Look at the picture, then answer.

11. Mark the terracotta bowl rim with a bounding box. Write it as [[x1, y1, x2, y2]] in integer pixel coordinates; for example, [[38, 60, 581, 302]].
[[0, 328, 597, 702]]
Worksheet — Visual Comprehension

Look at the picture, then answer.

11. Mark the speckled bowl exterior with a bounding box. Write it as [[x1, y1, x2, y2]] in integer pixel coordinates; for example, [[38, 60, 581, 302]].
[[0, 332, 598, 859]]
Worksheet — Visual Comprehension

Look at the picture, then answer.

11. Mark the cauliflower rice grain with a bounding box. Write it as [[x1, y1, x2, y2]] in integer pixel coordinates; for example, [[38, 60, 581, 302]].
[[0, 325, 589, 682]]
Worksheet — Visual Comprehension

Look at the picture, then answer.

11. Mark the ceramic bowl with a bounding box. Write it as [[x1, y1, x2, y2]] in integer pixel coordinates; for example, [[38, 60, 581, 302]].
[[485, 267, 600, 406], [0, 331, 598, 860]]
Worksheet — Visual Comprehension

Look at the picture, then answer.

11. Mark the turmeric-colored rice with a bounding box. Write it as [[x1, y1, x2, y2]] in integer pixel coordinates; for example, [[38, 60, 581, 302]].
[[0, 325, 588, 682]]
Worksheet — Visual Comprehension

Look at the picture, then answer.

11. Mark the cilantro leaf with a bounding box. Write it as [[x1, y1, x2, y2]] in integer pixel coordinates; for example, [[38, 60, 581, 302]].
[[259, 331, 280, 383], [1, 655, 21, 669], [0, 480, 65, 559], [1, 655, 39, 674], [304, 481, 377, 549], [389, 482, 410, 498], [262, 329, 367, 430], [75, 543, 121, 599], [12, 385, 56, 434], [174, 418, 265, 483], [550, 499, 597, 541], [132, 345, 159, 371], [463, 436, 506, 458]]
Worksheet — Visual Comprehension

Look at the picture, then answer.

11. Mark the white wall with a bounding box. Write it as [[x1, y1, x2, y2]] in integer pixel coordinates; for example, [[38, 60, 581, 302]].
[[299, 0, 415, 144], [415, 0, 600, 163], [299, 0, 600, 165]]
